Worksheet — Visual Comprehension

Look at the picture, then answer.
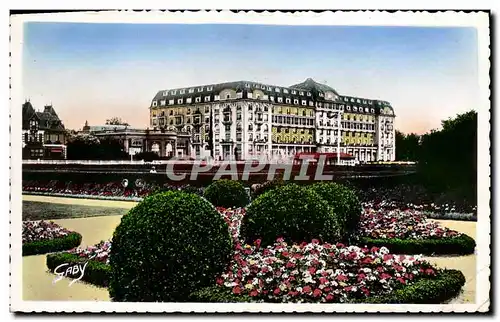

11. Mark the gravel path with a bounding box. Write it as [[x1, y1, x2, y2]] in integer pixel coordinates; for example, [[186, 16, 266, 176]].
[[21, 196, 477, 303]]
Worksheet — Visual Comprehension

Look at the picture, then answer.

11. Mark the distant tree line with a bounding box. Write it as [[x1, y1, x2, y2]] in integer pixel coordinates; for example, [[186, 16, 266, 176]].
[[395, 110, 477, 203]]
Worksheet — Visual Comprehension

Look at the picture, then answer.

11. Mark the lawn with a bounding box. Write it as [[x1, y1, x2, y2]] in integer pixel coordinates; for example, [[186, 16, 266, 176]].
[[22, 200, 130, 221]]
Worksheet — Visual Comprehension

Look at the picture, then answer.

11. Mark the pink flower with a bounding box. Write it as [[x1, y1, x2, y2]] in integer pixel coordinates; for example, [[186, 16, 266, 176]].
[[311, 239, 320, 244], [319, 277, 328, 285], [325, 294, 334, 302], [232, 286, 242, 295], [250, 290, 258, 297], [276, 237, 285, 243], [308, 267, 317, 275], [273, 288, 281, 295], [336, 274, 348, 282], [313, 288, 322, 297], [286, 261, 295, 269], [254, 239, 262, 249], [302, 286, 312, 293]]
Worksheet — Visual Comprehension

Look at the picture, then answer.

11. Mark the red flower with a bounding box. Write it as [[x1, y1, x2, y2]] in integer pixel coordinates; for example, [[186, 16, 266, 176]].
[[276, 237, 285, 243], [313, 288, 322, 297], [263, 249, 271, 256], [216, 277, 224, 285], [308, 267, 317, 275], [425, 268, 435, 275], [261, 266, 269, 273], [319, 277, 328, 285], [336, 274, 348, 282], [357, 273, 366, 281], [273, 288, 281, 295], [380, 273, 391, 280], [232, 286, 242, 294], [383, 254, 394, 261], [286, 261, 295, 269], [397, 277, 406, 284], [282, 251, 289, 257], [288, 290, 299, 297], [254, 239, 262, 249], [250, 290, 258, 297], [336, 243, 345, 248], [370, 246, 380, 253], [323, 243, 332, 249], [311, 239, 320, 244], [303, 286, 312, 293], [325, 294, 334, 302]]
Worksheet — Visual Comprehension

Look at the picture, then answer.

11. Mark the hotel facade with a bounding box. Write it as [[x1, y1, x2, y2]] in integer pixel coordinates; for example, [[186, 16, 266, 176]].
[[149, 78, 395, 162]]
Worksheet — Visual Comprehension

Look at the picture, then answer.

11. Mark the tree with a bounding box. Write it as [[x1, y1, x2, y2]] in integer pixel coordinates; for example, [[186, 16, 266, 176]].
[[66, 133, 129, 160], [106, 117, 129, 126], [395, 131, 420, 161], [417, 110, 477, 202]]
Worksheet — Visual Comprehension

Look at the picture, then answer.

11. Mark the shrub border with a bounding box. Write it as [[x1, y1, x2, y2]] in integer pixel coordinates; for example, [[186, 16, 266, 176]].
[[358, 234, 476, 255], [46, 252, 110, 287], [188, 269, 466, 304], [23, 232, 82, 256]]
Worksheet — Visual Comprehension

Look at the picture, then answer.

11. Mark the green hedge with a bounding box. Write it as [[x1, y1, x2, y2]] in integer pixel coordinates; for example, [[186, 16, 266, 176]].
[[358, 234, 476, 255], [46, 252, 110, 287], [23, 232, 82, 256], [350, 269, 466, 304], [189, 269, 465, 304]]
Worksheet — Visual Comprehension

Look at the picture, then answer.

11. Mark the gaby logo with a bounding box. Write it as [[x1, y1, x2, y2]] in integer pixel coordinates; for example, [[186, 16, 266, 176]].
[[52, 255, 95, 287]]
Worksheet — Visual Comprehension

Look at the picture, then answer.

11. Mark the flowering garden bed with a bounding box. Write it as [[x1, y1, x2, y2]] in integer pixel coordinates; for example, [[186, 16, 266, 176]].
[[46, 207, 466, 303], [357, 208, 476, 255], [23, 221, 82, 256]]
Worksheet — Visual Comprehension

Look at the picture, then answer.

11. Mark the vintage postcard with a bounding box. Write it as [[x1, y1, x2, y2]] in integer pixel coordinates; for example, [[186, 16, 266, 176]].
[[9, 10, 490, 313]]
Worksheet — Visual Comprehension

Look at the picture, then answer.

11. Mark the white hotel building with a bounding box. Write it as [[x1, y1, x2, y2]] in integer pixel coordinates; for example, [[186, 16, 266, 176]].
[[149, 78, 395, 162]]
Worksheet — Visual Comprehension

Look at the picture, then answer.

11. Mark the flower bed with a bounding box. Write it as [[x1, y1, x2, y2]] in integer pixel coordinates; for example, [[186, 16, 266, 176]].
[[357, 208, 475, 255], [45, 206, 467, 303], [23, 221, 82, 256]]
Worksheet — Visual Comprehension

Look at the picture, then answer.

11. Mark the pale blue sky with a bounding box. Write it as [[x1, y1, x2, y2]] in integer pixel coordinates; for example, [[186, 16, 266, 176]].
[[22, 23, 479, 133]]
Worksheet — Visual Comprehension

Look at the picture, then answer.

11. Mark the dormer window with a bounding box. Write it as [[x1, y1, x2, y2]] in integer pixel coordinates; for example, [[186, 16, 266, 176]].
[[245, 83, 250, 88], [197, 87, 203, 92], [207, 86, 213, 91], [152, 101, 158, 107], [357, 99, 361, 103], [189, 88, 194, 93], [275, 88, 280, 93], [180, 89, 185, 94], [350, 98, 355, 102], [160, 100, 166, 106], [291, 90, 297, 95], [195, 97, 201, 103], [172, 90, 177, 95], [319, 92, 324, 97], [177, 99, 183, 104], [267, 86, 272, 91], [307, 92, 311, 96], [261, 85, 266, 89], [368, 100, 373, 104], [163, 91, 168, 96], [283, 89, 289, 94], [299, 91, 304, 96]]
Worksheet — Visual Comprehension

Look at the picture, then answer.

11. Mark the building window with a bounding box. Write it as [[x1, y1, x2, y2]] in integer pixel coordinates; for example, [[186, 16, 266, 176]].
[[299, 91, 304, 96], [186, 98, 192, 104], [291, 90, 297, 95], [346, 105, 351, 111], [370, 108, 375, 113], [270, 96, 275, 102], [177, 99, 183, 104], [180, 89, 185, 94], [198, 87, 203, 92], [278, 97, 283, 103], [152, 101, 158, 107], [301, 100, 306, 106], [188, 88, 194, 93], [294, 99, 299, 105], [275, 88, 280, 93], [226, 94, 230, 99], [195, 97, 201, 103], [283, 89, 289, 94], [286, 98, 291, 104], [309, 101, 314, 107], [207, 86, 213, 91], [204, 96, 210, 102], [245, 83, 250, 88], [307, 92, 311, 96]]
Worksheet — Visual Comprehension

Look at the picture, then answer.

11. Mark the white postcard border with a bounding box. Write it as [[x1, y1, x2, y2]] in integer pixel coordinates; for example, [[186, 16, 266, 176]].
[[9, 10, 491, 313]]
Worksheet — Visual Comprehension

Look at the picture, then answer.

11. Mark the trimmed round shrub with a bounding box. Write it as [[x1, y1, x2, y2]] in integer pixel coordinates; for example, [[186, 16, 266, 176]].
[[241, 184, 340, 246], [203, 179, 249, 208], [309, 182, 362, 238], [108, 191, 233, 302]]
